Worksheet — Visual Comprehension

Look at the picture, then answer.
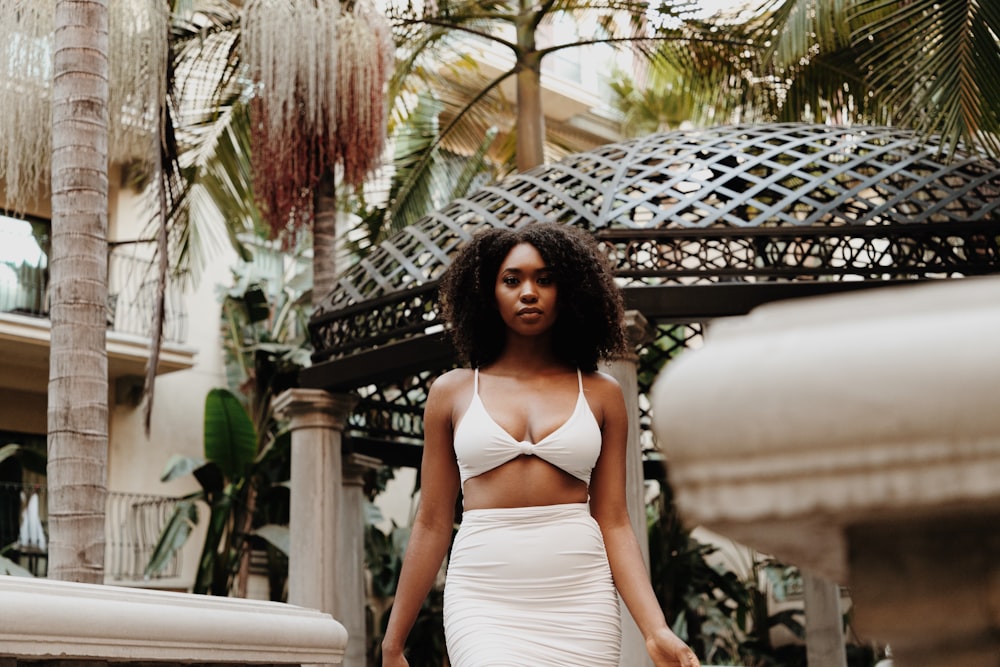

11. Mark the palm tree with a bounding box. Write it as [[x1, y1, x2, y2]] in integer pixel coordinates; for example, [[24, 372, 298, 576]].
[[170, 0, 501, 289], [182, 0, 1000, 271], [609, 60, 699, 137], [46, 0, 112, 584], [639, 0, 1000, 157], [239, 0, 393, 305], [169, 2, 733, 267], [0, 0, 174, 582], [384, 0, 727, 173], [0, 0, 168, 213]]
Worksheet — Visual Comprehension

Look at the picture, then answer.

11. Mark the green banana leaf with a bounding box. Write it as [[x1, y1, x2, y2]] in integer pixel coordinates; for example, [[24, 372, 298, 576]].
[[203, 388, 257, 480]]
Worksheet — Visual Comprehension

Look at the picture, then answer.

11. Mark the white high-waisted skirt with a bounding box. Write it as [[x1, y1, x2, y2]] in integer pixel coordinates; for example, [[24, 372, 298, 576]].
[[443, 502, 622, 667]]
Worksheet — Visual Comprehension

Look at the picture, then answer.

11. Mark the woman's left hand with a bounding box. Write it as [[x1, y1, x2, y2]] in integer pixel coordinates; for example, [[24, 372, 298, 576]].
[[645, 627, 701, 667]]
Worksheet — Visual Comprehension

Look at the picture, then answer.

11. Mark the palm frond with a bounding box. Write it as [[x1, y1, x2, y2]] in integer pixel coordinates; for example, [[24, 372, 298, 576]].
[[779, 47, 872, 123], [152, 0, 251, 277], [344, 88, 497, 257], [849, 0, 1000, 157], [189, 99, 263, 260]]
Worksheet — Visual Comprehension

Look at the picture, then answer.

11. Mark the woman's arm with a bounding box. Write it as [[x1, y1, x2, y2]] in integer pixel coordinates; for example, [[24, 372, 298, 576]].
[[381, 371, 463, 666], [588, 373, 700, 667]]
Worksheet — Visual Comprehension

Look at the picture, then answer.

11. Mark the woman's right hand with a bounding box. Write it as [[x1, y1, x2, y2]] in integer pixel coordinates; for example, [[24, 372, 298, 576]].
[[646, 627, 701, 667]]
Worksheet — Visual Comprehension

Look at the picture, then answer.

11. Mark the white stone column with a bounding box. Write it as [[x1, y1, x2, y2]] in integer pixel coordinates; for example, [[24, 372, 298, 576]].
[[340, 453, 382, 667], [804, 572, 848, 667], [273, 389, 356, 626], [601, 310, 656, 667]]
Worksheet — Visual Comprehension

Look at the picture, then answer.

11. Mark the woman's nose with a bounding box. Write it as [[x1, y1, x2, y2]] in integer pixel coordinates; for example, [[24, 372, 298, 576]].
[[519, 282, 538, 301]]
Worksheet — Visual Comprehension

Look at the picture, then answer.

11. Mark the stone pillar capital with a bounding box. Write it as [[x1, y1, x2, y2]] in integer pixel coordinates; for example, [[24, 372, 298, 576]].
[[273, 388, 357, 431], [615, 310, 655, 364], [624, 309, 655, 347], [343, 453, 382, 485]]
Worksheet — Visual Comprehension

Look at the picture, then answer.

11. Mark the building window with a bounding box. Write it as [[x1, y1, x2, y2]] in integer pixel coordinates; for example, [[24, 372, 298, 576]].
[[0, 212, 50, 316]]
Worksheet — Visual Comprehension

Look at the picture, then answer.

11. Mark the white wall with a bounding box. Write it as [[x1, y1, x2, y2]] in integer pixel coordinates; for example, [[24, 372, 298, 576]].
[[103, 174, 237, 588]]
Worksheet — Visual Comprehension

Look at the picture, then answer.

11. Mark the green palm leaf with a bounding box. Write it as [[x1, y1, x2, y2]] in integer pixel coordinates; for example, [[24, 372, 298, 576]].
[[849, 0, 1000, 155], [203, 387, 257, 480]]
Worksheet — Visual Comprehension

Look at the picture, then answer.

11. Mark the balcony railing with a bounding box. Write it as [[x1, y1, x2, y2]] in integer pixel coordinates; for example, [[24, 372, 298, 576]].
[[0, 215, 188, 343], [107, 246, 188, 343], [0, 482, 183, 582]]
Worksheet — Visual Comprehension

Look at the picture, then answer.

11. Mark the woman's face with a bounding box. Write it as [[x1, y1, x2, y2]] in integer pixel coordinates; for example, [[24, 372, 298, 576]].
[[494, 242, 559, 336]]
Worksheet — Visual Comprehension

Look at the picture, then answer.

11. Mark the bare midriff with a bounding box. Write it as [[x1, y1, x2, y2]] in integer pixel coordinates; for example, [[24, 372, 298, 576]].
[[461, 455, 589, 510]]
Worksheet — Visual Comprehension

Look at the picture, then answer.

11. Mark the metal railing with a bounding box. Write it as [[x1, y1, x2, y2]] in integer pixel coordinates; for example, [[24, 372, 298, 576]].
[[0, 216, 188, 343], [0, 482, 183, 581], [106, 246, 188, 343]]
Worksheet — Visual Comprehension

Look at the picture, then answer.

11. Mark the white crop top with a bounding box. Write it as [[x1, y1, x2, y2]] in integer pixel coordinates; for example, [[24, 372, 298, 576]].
[[452, 369, 602, 486]]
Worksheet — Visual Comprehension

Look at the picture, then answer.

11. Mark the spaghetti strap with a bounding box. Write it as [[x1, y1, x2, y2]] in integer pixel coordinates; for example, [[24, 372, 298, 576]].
[[474, 368, 480, 394], [577, 368, 583, 393]]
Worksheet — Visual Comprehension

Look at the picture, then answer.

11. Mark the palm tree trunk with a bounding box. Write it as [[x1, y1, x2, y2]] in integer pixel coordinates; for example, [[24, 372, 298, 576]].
[[515, 3, 545, 172], [312, 168, 338, 308], [47, 0, 110, 584], [515, 54, 546, 172]]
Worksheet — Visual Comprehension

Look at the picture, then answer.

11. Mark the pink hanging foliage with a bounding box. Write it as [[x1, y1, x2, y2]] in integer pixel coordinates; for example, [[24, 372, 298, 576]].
[[334, 0, 394, 188], [249, 95, 327, 238], [243, 0, 339, 238], [244, 0, 392, 238]]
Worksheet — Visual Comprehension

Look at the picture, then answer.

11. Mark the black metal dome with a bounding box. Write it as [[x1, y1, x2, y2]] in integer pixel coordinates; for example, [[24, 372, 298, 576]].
[[301, 122, 1000, 465]]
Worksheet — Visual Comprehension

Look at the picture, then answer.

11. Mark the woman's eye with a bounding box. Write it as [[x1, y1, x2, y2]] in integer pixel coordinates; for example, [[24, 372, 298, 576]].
[[538, 275, 553, 285], [503, 275, 519, 286]]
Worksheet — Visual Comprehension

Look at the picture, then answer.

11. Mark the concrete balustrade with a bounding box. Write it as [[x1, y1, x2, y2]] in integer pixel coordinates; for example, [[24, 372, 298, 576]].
[[0, 575, 347, 665], [651, 275, 1000, 667]]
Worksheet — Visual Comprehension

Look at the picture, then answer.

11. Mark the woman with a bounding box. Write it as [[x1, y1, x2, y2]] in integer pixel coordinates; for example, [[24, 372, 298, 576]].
[[381, 223, 699, 667]]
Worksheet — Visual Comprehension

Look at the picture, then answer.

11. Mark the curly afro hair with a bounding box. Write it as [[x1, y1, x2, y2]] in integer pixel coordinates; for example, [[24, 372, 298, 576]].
[[438, 222, 627, 371]]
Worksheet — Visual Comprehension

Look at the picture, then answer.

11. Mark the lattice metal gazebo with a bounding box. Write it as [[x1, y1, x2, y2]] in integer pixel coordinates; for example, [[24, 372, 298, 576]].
[[302, 122, 1000, 471]]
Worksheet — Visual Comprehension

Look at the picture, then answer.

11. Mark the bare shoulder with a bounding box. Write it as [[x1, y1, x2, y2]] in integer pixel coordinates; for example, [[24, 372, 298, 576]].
[[581, 371, 626, 425], [427, 367, 475, 404], [582, 370, 624, 398]]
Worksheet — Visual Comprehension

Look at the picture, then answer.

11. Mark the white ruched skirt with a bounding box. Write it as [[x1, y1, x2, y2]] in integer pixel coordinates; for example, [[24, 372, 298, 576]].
[[443, 502, 622, 667]]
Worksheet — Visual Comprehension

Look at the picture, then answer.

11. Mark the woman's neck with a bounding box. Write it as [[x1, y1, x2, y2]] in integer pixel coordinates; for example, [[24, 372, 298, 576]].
[[487, 334, 567, 374]]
